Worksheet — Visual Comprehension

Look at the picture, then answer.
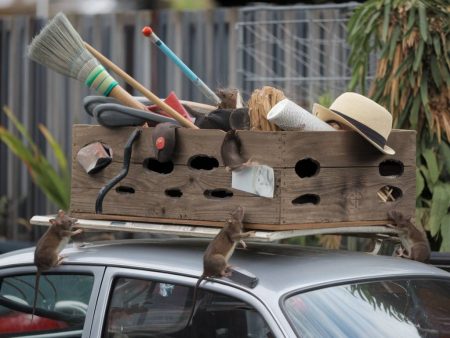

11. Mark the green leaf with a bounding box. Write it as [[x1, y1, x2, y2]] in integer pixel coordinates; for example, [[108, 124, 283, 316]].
[[0, 108, 70, 210], [430, 56, 443, 86], [0, 127, 35, 165], [422, 149, 440, 184], [439, 214, 450, 252], [382, 0, 392, 41], [433, 35, 442, 57], [394, 52, 413, 77], [365, 12, 381, 34], [429, 184, 450, 237], [416, 207, 429, 230], [349, 5, 372, 40], [397, 95, 411, 128], [439, 142, 450, 173], [419, 73, 433, 128], [416, 168, 425, 198], [413, 39, 425, 72], [406, 6, 416, 31], [380, 40, 391, 58], [2, 106, 38, 155], [419, 164, 431, 191], [39, 124, 68, 174], [409, 95, 421, 129], [348, 74, 360, 91], [388, 26, 401, 60], [418, 2, 429, 42], [439, 62, 450, 89]]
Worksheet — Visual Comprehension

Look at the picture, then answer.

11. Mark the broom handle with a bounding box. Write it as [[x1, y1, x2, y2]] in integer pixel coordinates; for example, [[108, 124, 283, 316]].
[[85, 43, 198, 129], [109, 85, 148, 111]]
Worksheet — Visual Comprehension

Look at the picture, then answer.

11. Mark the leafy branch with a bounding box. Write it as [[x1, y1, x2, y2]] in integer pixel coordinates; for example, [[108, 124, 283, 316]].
[[347, 0, 450, 251], [0, 106, 70, 210]]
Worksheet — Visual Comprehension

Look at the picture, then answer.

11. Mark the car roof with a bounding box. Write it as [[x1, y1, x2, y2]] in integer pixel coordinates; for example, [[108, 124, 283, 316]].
[[1, 238, 449, 297]]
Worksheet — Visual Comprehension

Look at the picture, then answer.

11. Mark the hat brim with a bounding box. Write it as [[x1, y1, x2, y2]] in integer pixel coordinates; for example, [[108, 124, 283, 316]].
[[313, 103, 395, 155]]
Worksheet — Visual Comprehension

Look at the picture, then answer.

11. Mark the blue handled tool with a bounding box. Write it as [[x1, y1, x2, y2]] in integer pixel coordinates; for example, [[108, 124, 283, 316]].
[[142, 26, 221, 106]]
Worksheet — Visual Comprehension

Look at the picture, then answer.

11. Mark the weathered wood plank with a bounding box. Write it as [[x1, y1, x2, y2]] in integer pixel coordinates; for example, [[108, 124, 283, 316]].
[[73, 125, 415, 169], [282, 129, 416, 167], [72, 125, 285, 167], [70, 187, 280, 224], [69, 212, 391, 231], [280, 166, 415, 223], [71, 161, 282, 197]]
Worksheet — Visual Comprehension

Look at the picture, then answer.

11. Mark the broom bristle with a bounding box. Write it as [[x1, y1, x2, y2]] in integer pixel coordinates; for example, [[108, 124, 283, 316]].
[[28, 12, 98, 82], [28, 12, 119, 97]]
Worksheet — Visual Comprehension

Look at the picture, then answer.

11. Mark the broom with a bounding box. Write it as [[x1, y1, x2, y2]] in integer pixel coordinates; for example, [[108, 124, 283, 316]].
[[28, 13, 197, 129], [28, 13, 147, 112]]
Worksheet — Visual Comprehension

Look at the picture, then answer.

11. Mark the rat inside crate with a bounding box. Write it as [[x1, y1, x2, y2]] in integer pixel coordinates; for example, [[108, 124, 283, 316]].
[[70, 125, 415, 230]]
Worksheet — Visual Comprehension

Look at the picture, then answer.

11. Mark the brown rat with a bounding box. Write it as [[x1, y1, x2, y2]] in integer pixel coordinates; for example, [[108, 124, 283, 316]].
[[186, 206, 254, 327], [387, 210, 430, 262], [31, 210, 82, 321], [221, 130, 253, 171], [216, 88, 244, 109]]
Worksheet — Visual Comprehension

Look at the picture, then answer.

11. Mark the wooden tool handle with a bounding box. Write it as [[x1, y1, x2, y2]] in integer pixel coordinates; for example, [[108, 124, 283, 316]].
[[110, 85, 147, 111], [85, 43, 198, 129]]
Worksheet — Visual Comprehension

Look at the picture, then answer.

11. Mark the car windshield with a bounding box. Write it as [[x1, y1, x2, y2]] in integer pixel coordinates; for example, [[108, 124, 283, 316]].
[[284, 278, 450, 338]]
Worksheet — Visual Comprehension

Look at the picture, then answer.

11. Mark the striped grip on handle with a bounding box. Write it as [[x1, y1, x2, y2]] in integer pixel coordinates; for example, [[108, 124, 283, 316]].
[[85, 65, 119, 97]]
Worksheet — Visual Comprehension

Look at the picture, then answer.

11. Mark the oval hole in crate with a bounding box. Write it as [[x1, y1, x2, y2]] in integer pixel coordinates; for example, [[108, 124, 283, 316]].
[[143, 158, 174, 174], [379, 160, 404, 177], [295, 158, 320, 178], [204, 189, 233, 199], [165, 188, 183, 198], [188, 155, 219, 171], [377, 185, 403, 203], [292, 194, 320, 205], [116, 186, 135, 194]]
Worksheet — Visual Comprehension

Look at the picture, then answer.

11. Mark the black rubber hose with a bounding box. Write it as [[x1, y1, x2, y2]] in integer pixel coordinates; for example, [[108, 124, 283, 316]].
[[96, 128, 142, 214]]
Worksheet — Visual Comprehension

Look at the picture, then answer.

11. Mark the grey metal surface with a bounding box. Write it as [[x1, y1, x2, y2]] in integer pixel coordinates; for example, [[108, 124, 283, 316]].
[[0, 4, 376, 241], [0, 239, 448, 298]]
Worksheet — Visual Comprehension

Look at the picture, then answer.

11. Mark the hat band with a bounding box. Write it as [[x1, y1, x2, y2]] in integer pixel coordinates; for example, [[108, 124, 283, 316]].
[[331, 109, 387, 148]]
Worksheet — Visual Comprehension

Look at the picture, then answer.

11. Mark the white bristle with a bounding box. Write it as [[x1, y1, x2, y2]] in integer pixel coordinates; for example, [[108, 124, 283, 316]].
[[28, 12, 99, 82]]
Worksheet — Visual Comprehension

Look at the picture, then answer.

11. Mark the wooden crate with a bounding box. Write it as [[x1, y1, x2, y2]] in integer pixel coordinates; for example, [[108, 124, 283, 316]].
[[70, 125, 416, 231]]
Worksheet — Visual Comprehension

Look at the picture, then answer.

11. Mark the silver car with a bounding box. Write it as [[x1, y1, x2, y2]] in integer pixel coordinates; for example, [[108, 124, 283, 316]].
[[0, 238, 449, 337]]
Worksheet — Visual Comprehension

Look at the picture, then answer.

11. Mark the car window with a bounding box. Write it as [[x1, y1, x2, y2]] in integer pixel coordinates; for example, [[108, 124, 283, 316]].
[[0, 273, 94, 337], [284, 278, 450, 338], [103, 277, 274, 338]]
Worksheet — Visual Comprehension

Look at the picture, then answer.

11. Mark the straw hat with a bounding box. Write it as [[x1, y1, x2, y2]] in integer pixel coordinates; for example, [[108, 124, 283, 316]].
[[313, 92, 395, 155]]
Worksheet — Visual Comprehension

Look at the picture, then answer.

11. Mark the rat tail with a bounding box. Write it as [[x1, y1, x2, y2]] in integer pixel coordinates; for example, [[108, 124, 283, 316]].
[[185, 274, 206, 329], [31, 270, 41, 322]]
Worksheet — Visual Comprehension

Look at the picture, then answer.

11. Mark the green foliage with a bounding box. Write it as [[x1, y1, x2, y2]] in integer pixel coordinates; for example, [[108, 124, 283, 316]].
[[0, 107, 70, 210], [347, 0, 450, 251], [317, 92, 334, 108]]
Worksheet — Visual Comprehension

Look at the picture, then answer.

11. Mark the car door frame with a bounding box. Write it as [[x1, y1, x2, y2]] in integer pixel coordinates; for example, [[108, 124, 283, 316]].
[[90, 266, 288, 337], [0, 264, 105, 338]]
